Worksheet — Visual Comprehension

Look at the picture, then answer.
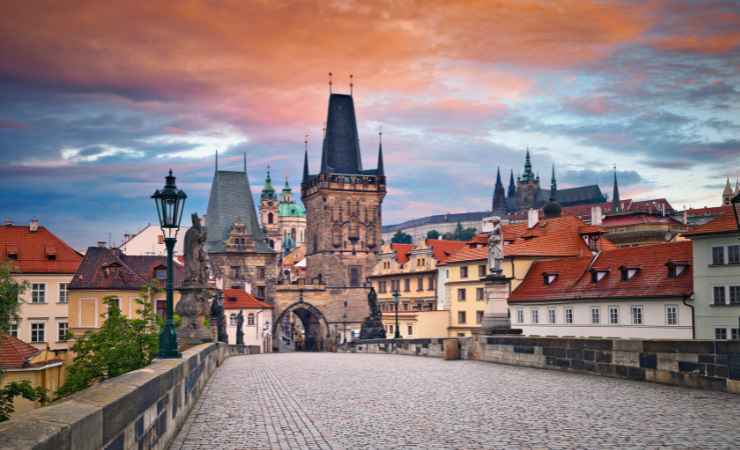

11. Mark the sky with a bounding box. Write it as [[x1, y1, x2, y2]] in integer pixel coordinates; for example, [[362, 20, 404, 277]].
[[1, 0, 739, 251]]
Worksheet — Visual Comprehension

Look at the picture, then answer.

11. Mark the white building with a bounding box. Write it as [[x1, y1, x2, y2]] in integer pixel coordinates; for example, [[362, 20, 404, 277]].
[[222, 289, 273, 352], [119, 224, 184, 256], [382, 211, 505, 244]]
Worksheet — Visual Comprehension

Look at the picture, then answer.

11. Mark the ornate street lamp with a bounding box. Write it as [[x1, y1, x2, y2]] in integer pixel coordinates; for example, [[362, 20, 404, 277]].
[[342, 313, 347, 344], [392, 289, 402, 339], [152, 169, 187, 358], [214, 292, 225, 342]]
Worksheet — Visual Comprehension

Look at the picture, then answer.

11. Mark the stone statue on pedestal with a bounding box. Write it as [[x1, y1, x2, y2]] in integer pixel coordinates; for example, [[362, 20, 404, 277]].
[[236, 310, 245, 345], [488, 217, 504, 276], [176, 213, 214, 344], [359, 287, 387, 340]]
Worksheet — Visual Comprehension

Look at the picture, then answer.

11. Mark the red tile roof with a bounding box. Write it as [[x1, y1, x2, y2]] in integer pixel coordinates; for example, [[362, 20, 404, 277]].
[[68, 247, 184, 290], [682, 206, 739, 237], [0, 333, 41, 368], [686, 206, 732, 215], [426, 239, 466, 263], [391, 243, 415, 265], [466, 233, 488, 246], [508, 241, 693, 302], [603, 214, 683, 227], [0, 225, 82, 274], [444, 246, 489, 264], [222, 289, 273, 309]]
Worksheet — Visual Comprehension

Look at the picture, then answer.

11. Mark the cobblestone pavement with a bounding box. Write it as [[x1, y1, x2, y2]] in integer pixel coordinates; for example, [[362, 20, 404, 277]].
[[170, 353, 740, 450]]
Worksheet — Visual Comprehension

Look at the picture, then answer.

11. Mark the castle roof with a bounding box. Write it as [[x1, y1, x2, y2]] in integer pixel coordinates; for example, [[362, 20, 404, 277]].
[[321, 93, 364, 175], [278, 202, 306, 218]]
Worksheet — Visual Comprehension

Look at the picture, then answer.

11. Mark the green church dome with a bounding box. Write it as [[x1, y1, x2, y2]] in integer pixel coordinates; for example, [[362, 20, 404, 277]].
[[278, 202, 306, 217]]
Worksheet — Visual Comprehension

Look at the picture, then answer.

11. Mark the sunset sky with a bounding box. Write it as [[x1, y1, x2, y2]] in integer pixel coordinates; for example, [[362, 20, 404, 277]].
[[1, 0, 739, 250]]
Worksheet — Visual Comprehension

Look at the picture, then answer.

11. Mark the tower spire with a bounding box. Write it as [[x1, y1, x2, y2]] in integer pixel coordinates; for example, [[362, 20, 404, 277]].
[[612, 164, 621, 213], [329, 72, 333, 94], [492, 166, 506, 213], [551, 164, 557, 198], [377, 130, 385, 177], [508, 169, 516, 198], [302, 136, 310, 184]]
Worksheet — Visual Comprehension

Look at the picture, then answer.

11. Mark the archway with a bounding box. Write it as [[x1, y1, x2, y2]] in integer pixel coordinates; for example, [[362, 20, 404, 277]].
[[273, 300, 331, 352]]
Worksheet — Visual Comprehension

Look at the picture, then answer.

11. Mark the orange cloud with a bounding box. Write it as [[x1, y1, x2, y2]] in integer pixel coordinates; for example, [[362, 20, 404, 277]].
[[162, 126, 189, 135]]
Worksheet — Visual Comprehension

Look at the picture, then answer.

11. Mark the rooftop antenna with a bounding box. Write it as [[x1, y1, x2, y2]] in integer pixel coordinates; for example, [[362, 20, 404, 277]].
[[350, 74, 354, 96], [329, 72, 332, 94]]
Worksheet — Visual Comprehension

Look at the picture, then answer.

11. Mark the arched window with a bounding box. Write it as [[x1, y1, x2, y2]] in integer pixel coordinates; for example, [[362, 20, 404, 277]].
[[268, 212, 274, 224], [291, 228, 297, 241], [230, 313, 237, 326], [248, 313, 255, 325], [269, 239, 275, 249]]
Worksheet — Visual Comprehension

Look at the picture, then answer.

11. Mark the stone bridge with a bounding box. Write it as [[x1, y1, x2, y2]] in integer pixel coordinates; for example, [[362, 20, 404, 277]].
[[3, 337, 740, 449]]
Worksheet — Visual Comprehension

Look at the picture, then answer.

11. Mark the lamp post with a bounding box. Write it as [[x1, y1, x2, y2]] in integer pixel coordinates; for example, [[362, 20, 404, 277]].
[[215, 292, 225, 342], [334, 323, 339, 343], [392, 289, 402, 339], [152, 170, 187, 359], [342, 313, 347, 343]]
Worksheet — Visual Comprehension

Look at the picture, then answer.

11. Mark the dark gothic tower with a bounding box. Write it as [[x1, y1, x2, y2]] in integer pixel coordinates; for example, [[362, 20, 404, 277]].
[[551, 164, 558, 199], [612, 165, 621, 212], [492, 167, 506, 213], [507, 169, 516, 198]]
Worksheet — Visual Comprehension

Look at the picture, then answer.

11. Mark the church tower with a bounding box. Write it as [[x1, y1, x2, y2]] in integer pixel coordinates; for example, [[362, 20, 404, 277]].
[[723, 178, 734, 206], [301, 92, 386, 288], [259, 167, 280, 250], [516, 147, 540, 212], [492, 167, 506, 213]]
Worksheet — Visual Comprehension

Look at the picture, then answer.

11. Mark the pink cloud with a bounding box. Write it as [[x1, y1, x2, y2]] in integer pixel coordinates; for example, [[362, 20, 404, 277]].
[[162, 126, 189, 135]]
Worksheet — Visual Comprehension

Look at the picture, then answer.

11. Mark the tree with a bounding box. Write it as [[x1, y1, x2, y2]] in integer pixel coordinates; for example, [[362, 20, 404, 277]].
[[457, 228, 479, 242], [426, 230, 441, 240], [391, 230, 412, 244], [441, 232, 454, 240], [0, 260, 29, 335], [55, 284, 161, 399], [0, 380, 50, 422]]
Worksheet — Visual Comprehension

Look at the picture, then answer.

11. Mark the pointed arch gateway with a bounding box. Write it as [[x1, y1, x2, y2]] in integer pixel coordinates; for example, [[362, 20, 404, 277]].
[[273, 300, 331, 352]]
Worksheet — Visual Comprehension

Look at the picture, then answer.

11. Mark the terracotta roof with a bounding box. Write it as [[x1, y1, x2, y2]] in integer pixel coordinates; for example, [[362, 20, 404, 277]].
[[0, 225, 82, 274], [466, 233, 488, 246], [283, 246, 306, 266], [391, 243, 415, 265], [508, 241, 693, 302], [426, 239, 466, 263], [603, 214, 683, 227], [444, 246, 488, 264], [682, 207, 739, 237], [502, 222, 530, 241], [222, 289, 273, 309], [0, 333, 41, 368], [68, 247, 184, 290], [686, 206, 732, 215]]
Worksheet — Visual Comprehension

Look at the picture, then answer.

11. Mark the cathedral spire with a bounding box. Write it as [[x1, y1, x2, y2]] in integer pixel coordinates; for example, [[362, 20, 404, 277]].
[[612, 164, 621, 212], [521, 146, 535, 181], [551, 164, 557, 198], [508, 169, 516, 198], [492, 166, 506, 213], [302, 137, 309, 184], [377, 131, 385, 177], [261, 166, 276, 201]]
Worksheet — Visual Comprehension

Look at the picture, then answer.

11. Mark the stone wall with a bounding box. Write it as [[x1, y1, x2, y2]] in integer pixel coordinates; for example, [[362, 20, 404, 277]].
[[339, 336, 740, 394], [0, 343, 259, 450]]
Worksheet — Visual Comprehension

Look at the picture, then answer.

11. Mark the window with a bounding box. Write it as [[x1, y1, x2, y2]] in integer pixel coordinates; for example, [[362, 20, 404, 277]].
[[230, 285, 241, 290], [248, 313, 255, 325], [408, 326, 413, 335], [715, 327, 727, 339], [564, 308, 573, 324], [257, 286, 266, 298], [428, 277, 435, 290], [59, 283, 68, 303], [157, 300, 166, 318], [713, 286, 726, 305], [402, 302, 409, 311], [417, 278, 423, 291], [156, 269, 165, 280], [609, 307, 619, 325], [31, 283, 45, 303], [730, 245, 740, 264], [731, 286, 740, 304], [591, 307, 600, 325], [389, 325, 394, 333], [712, 246, 725, 265], [476, 288, 484, 301], [230, 314, 237, 326], [108, 298, 120, 310], [591, 272, 598, 283], [403, 279, 410, 291], [621, 270, 628, 282], [476, 311, 484, 324], [668, 266, 676, 279], [457, 289, 466, 301], [460, 266, 468, 278], [631, 306, 643, 325], [548, 308, 556, 324], [231, 266, 240, 277], [58, 322, 68, 342], [478, 265, 486, 277], [9, 324, 18, 338], [666, 306, 678, 326], [109, 267, 120, 277], [516, 309, 524, 324], [458, 311, 466, 324], [350, 267, 360, 287], [31, 323, 45, 343], [531, 309, 539, 324], [158, 235, 164, 244]]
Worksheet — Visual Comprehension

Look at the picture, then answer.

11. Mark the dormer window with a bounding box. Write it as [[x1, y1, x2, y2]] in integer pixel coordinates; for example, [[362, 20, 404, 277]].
[[228, 297, 236, 302], [618, 265, 641, 282], [665, 260, 691, 279], [47, 255, 56, 261], [109, 267, 120, 277], [157, 269, 166, 280], [589, 268, 610, 283], [542, 271, 558, 286]]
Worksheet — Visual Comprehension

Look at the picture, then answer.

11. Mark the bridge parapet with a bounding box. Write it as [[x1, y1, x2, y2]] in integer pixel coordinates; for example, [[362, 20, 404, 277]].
[[339, 336, 740, 395], [0, 343, 259, 450]]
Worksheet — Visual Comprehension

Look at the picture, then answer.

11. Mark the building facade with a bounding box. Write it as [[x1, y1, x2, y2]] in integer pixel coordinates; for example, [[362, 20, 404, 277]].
[[683, 209, 740, 339], [222, 289, 273, 352], [381, 211, 500, 245], [259, 169, 307, 252], [119, 224, 184, 256]]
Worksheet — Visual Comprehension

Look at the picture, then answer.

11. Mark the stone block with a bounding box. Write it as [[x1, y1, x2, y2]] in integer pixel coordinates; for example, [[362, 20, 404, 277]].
[[0, 417, 71, 450], [556, 358, 571, 368], [571, 359, 586, 371], [657, 352, 676, 361], [595, 351, 612, 363], [546, 356, 557, 366], [615, 365, 645, 380], [676, 353, 699, 363], [22, 401, 103, 450], [553, 348, 567, 358], [613, 339, 642, 352], [697, 376, 727, 391], [678, 340, 715, 354], [549, 339, 568, 348], [566, 339, 587, 349], [585, 339, 613, 350], [612, 351, 639, 367], [678, 361, 706, 375], [642, 340, 679, 353], [597, 363, 614, 375], [443, 340, 460, 360], [698, 354, 715, 364], [639, 353, 657, 369], [657, 359, 678, 372], [728, 379, 740, 394], [651, 369, 672, 384], [583, 349, 595, 361], [513, 346, 535, 354], [566, 348, 584, 360], [584, 360, 597, 372]]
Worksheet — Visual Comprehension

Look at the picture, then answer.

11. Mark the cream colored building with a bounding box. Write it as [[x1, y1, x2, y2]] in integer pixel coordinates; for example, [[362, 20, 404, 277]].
[[380, 311, 449, 338], [222, 289, 273, 352], [119, 224, 184, 256]]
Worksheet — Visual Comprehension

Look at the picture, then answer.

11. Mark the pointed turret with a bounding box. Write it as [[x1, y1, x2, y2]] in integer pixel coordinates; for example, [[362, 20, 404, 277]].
[[612, 165, 621, 213], [320, 93, 363, 175], [507, 169, 516, 198], [377, 132, 385, 177], [302, 138, 310, 183], [723, 177, 734, 205], [521, 146, 535, 181], [551, 164, 557, 198], [735, 180, 739, 196], [492, 167, 506, 213], [261, 167, 276, 201]]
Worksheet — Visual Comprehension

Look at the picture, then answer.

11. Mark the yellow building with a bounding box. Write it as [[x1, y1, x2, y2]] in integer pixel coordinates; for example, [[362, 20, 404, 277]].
[[67, 244, 184, 336], [380, 311, 449, 338], [0, 333, 66, 418], [442, 215, 615, 337]]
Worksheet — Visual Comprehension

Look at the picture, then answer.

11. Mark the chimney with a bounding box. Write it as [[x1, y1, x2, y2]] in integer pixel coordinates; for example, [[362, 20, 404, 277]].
[[527, 209, 538, 228], [591, 206, 602, 227], [97, 242, 107, 248], [245, 280, 252, 294], [4, 218, 13, 226], [30, 217, 38, 233]]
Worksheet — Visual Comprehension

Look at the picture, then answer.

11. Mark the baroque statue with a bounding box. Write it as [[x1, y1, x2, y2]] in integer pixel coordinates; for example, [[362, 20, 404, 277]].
[[236, 310, 245, 345], [183, 213, 208, 286], [488, 217, 504, 276], [359, 286, 386, 340], [176, 213, 213, 344]]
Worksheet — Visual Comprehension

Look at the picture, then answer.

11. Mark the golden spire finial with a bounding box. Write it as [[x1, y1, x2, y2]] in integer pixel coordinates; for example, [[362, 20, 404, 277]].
[[305, 134, 308, 144], [267, 165, 270, 175], [285, 171, 289, 183], [329, 72, 332, 93], [350, 74, 354, 96]]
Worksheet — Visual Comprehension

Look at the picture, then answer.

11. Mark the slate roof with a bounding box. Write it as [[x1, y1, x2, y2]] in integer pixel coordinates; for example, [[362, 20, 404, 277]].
[[537, 185, 605, 206], [320, 94, 364, 175], [68, 246, 184, 290], [603, 215, 683, 227], [382, 211, 502, 234], [222, 289, 273, 310], [0, 225, 82, 274], [204, 171, 274, 254], [683, 206, 739, 237], [508, 241, 693, 302], [0, 333, 42, 368]]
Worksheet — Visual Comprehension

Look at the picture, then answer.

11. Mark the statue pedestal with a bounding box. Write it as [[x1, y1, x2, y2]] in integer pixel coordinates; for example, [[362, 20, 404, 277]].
[[473, 276, 522, 336], [359, 312, 386, 340], [176, 286, 213, 345]]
